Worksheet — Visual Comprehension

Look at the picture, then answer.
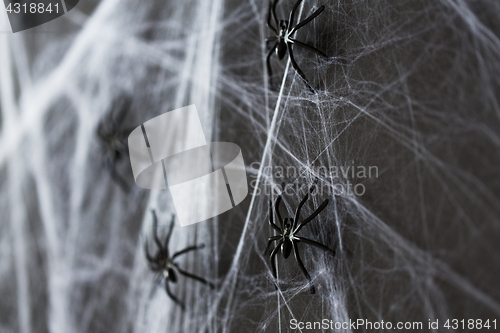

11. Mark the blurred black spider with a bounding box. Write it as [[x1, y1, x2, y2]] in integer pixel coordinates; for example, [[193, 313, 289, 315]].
[[266, 0, 328, 93], [265, 187, 334, 294], [96, 96, 133, 192], [144, 210, 214, 310]]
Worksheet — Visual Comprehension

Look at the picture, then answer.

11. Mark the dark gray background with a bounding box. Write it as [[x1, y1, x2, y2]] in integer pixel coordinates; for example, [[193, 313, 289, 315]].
[[0, 0, 499, 332]]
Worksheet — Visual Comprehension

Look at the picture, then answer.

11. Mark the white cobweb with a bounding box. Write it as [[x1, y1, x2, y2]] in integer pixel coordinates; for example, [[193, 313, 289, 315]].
[[1, 0, 500, 332]]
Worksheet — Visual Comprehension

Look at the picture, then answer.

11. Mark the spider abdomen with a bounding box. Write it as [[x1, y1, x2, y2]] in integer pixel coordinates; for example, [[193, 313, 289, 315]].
[[282, 238, 293, 258], [167, 268, 177, 283], [277, 41, 287, 60]]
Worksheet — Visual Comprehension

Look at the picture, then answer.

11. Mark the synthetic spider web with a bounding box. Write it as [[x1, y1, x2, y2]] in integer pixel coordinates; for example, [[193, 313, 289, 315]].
[[1, 0, 500, 332]]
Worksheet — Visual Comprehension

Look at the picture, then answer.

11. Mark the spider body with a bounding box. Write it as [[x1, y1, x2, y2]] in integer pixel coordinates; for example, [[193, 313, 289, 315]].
[[144, 210, 214, 310], [148, 247, 177, 282], [265, 188, 334, 294], [276, 21, 289, 59], [162, 265, 177, 282], [267, 0, 328, 93], [97, 96, 134, 192], [279, 218, 295, 258]]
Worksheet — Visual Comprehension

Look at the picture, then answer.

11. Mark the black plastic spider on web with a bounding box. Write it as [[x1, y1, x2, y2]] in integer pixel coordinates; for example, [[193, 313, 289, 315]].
[[144, 210, 214, 310], [266, 0, 328, 93], [96, 96, 134, 192], [265, 185, 335, 294]]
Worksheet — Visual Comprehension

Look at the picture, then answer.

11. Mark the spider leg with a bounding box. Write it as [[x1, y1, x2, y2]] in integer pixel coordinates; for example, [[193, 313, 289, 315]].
[[290, 5, 325, 35], [289, 0, 302, 27], [274, 195, 286, 229], [165, 281, 185, 311], [164, 214, 175, 252], [144, 238, 155, 263], [287, 43, 315, 94], [174, 264, 215, 289], [151, 210, 164, 251], [269, 240, 283, 279], [172, 244, 205, 260], [104, 157, 130, 192], [293, 191, 309, 230], [271, 0, 280, 31], [292, 242, 316, 294], [267, 0, 278, 33], [296, 236, 335, 255], [267, 43, 278, 89], [264, 236, 281, 254], [289, 38, 328, 58], [294, 199, 328, 233]]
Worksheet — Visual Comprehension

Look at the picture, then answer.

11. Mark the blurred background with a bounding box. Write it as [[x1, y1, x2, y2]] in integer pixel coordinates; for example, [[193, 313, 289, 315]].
[[1, 0, 500, 332]]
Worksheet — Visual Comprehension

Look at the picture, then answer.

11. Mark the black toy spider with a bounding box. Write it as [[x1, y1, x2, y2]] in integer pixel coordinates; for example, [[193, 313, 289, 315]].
[[97, 96, 134, 192], [266, 0, 328, 93], [144, 210, 214, 310], [265, 187, 335, 294]]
